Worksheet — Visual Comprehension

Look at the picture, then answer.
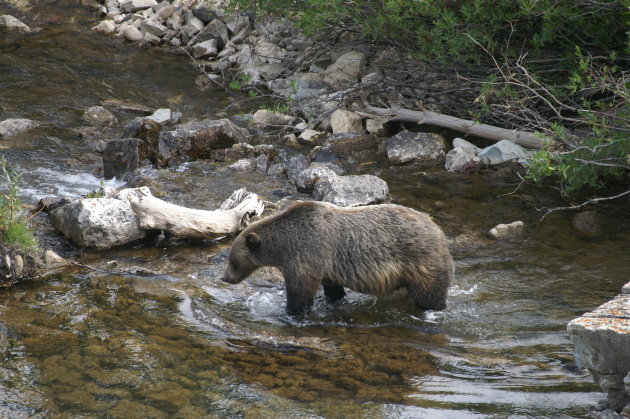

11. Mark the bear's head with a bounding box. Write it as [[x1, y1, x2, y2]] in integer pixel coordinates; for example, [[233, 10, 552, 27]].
[[221, 231, 262, 284]]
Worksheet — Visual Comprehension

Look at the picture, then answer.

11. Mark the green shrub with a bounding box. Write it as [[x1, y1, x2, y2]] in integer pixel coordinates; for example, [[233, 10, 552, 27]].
[[228, 0, 628, 63], [0, 157, 38, 251]]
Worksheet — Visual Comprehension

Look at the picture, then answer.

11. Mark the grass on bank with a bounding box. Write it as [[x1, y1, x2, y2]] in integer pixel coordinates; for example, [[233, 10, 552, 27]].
[[0, 157, 38, 251]]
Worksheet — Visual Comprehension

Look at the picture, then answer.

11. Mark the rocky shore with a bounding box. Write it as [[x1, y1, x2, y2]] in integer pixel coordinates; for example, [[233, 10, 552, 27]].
[[2, 3, 628, 415]]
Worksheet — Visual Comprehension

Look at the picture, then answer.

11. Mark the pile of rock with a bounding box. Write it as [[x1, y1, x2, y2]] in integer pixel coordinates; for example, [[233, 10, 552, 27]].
[[93, 0, 314, 84]]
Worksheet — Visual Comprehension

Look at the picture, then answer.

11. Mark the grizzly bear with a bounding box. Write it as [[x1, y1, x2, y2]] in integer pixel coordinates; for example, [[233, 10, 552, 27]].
[[221, 201, 454, 315]]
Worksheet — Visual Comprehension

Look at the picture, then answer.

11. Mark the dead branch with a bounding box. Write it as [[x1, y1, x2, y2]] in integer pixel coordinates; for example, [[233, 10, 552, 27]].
[[538, 189, 630, 220], [357, 104, 552, 149], [127, 188, 265, 239]]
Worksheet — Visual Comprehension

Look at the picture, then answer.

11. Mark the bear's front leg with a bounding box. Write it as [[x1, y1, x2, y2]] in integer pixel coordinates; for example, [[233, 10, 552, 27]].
[[283, 271, 320, 316]]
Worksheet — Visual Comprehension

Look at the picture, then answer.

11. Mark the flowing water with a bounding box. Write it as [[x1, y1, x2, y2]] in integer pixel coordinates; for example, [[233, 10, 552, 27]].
[[1, 2, 629, 418]]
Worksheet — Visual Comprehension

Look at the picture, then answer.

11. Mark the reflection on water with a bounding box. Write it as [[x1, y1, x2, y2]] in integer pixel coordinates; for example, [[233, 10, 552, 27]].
[[1, 1, 629, 418]]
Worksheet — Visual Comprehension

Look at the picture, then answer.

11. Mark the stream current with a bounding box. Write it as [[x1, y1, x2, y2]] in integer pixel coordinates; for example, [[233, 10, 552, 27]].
[[1, 3, 629, 418]]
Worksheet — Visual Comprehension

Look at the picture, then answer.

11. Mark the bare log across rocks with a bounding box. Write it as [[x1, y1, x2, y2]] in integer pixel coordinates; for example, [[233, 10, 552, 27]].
[[128, 188, 265, 240], [356, 104, 553, 149]]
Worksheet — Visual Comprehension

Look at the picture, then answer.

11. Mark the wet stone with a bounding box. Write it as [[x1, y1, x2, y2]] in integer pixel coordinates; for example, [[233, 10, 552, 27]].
[[103, 138, 151, 180], [83, 106, 118, 127], [0, 118, 39, 138], [314, 174, 389, 207], [0, 15, 31, 33], [489, 220, 524, 239], [386, 130, 447, 164]]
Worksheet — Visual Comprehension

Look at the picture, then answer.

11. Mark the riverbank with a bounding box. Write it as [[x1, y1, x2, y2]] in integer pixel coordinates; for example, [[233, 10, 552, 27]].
[[1, 2, 629, 417]]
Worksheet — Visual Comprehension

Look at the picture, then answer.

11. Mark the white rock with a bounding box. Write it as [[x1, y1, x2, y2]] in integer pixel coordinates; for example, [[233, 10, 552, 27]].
[[253, 109, 295, 126], [315, 174, 389, 207], [0, 15, 30, 33], [140, 19, 167, 37], [453, 137, 482, 154], [92, 20, 117, 34], [366, 119, 386, 136], [568, 293, 630, 411], [489, 221, 524, 239], [0, 118, 39, 137], [122, 24, 144, 42], [298, 129, 325, 145], [120, 0, 156, 13], [445, 147, 480, 172], [146, 108, 172, 125], [295, 165, 338, 191], [143, 32, 161, 44], [386, 130, 447, 164], [166, 12, 182, 31], [224, 14, 249, 34], [324, 51, 365, 87], [83, 106, 118, 127], [478, 139, 531, 165], [50, 193, 147, 249], [254, 39, 286, 63], [192, 38, 218, 58], [229, 158, 256, 172], [13, 255, 23, 277], [154, 4, 174, 21], [44, 249, 68, 266], [181, 16, 204, 37], [330, 109, 363, 134]]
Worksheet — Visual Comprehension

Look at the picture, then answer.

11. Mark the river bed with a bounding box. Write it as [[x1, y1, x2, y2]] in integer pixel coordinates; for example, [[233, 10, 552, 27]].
[[1, 3, 629, 418]]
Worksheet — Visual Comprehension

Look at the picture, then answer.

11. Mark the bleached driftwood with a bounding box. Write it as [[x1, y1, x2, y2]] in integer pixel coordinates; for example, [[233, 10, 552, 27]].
[[128, 188, 265, 239], [356, 104, 553, 149]]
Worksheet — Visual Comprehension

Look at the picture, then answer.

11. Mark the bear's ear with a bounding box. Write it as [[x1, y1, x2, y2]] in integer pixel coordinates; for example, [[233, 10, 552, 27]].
[[245, 232, 261, 249]]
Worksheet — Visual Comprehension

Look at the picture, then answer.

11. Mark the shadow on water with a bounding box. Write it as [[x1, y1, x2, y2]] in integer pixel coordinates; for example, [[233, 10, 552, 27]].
[[1, 1, 629, 418]]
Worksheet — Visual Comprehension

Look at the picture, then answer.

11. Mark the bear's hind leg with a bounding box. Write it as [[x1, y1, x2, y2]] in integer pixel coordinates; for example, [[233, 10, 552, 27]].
[[323, 283, 346, 302]]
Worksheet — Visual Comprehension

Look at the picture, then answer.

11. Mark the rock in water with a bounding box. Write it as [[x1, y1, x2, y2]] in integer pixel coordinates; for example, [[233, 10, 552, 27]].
[[0, 118, 38, 137], [0, 15, 31, 33], [386, 130, 447, 164], [50, 192, 149, 249], [314, 174, 389, 207]]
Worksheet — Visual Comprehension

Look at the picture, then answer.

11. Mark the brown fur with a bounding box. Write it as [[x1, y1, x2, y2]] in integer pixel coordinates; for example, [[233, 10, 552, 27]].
[[221, 201, 454, 315]]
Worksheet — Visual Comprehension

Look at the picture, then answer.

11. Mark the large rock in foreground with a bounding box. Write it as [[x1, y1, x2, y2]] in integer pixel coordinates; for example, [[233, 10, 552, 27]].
[[50, 188, 149, 249], [568, 284, 630, 412]]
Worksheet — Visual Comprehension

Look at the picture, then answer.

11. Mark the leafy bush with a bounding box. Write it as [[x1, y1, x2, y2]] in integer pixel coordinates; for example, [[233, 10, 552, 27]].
[[0, 158, 38, 250], [229, 0, 627, 63]]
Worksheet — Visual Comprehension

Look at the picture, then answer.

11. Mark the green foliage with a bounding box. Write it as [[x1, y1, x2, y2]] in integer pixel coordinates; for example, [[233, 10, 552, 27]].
[[0, 158, 38, 250], [527, 109, 630, 196], [86, 180, 106, 198], [228, 0, 628, 63], [259, 102, 290, 114], [525, 48, 629, 197]]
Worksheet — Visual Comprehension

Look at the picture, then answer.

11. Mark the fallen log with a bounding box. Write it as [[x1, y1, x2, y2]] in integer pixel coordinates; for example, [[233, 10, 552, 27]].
[[128, 188, 265, 239], [356, 104, 553, 149]]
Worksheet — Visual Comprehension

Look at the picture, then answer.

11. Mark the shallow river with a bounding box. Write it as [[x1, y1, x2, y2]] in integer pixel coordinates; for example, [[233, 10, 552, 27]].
[[1, 3, 629, 418]]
